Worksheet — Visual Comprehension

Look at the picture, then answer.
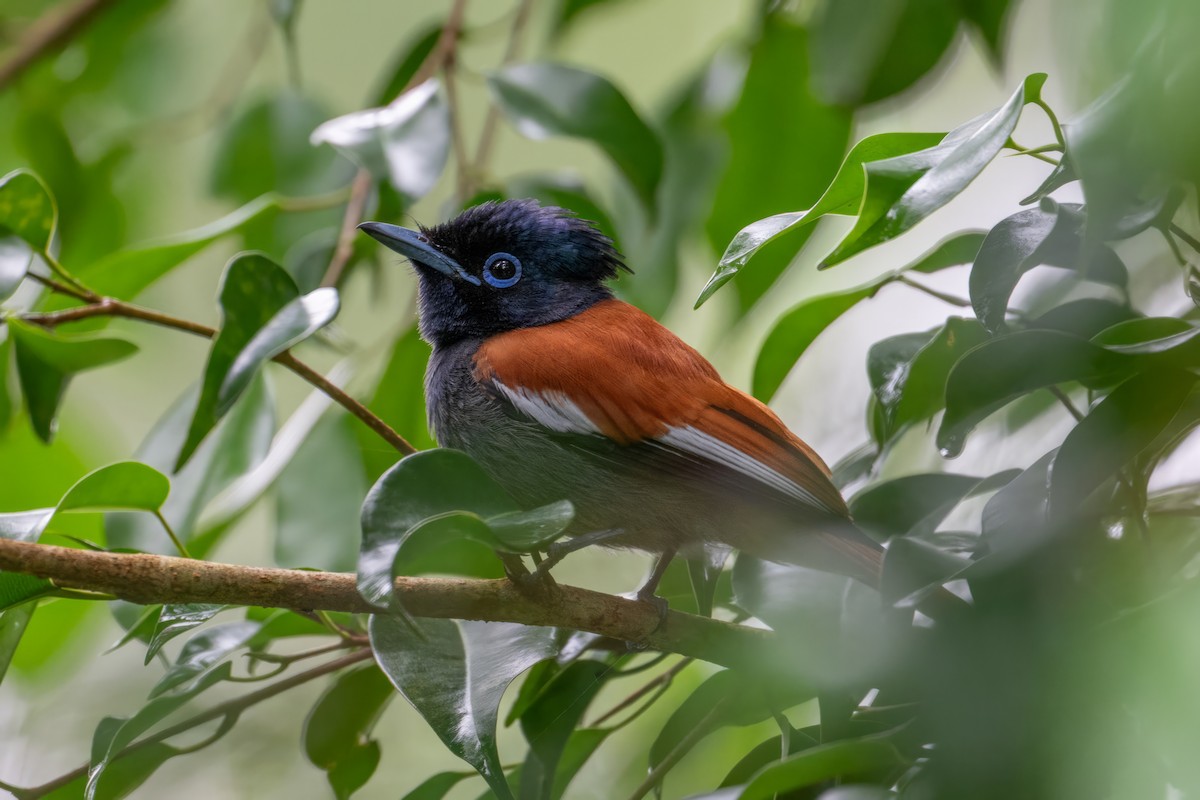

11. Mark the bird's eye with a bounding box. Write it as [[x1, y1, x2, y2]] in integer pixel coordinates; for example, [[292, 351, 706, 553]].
[[482, 252, 522, 288]]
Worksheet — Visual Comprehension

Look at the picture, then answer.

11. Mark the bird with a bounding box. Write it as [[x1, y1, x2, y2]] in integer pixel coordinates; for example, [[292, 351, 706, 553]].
[[358, 200, 959, 616]]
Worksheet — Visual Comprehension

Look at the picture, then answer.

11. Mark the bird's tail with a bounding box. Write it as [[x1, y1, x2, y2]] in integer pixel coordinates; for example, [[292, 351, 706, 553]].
[[743, 520, 970, 620]]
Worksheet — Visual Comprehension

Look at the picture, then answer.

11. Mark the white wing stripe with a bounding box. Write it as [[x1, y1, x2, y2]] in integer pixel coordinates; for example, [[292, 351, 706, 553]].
[[493, 383, 601, 435]]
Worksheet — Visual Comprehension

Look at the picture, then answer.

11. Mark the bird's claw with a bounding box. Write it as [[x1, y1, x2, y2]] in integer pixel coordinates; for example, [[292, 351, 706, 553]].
[[636, 589, 670, 631]]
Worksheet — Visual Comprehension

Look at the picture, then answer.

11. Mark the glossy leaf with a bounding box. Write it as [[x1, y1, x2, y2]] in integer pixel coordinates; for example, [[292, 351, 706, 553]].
[[0, 508, 55, 611], [277, 413, 366, 572], [1026, 298, 1138, 338], [0, 230, 31, 301], [822, 74, 1046, 267], [0, 602, 36, 685], [488, 62, 663, 213], [149, 620, 260, 698], [58, 461, 170, 514], [8, 319, 139, 442], [699, 132, 943, 307], [701, 15, 853, 310], [216, 286, 338, 414], [881, 536, 970, 607], [738, 739, 904, 800], [851, 473, 988, 541], [518, 659, 611, 800], [143, 604, 224, 664], [866, 330, 934, 445], [0, 169, 56, 252], [358, 449, 517, 609], [370, 615, 557, 800], [312, 80, 450, 202], [1049, 370, 1196, 518], [937, 330, 1131, 456], [177, 253, 298, 470], [304, 664, 395, 799], [970, 203, 1128, 332], [980, 450, 1056, 558], [487, 501, 575, 552], [86, 664, 234, 799], [391, 513, 505, 580]]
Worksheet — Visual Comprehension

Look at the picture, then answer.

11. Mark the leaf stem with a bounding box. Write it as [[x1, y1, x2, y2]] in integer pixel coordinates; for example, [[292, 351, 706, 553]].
[[623, 696, 729, 800], [19, 295, 416, 456], [471, 0, 536, 190], [13, 649, 373, 799], [895, 274, 973, 309], [1168, 223, 1200, 257], [154, 510, 192, 559], [1048, 385, 1085, 422], [592, 657, 692, 726], [1033, 97, 1066, 147]]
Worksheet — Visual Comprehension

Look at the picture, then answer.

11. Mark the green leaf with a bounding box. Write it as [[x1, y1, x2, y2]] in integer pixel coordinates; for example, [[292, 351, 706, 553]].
[[213, 90, 350, 203], [738, 739, 904, 800], [881, 537, 970, 607], [809, 0, 961, 107], [58, 461, 170, 514], [312, 80, 450, 202], [0, 229, 32, 301], [851, 473, 989, 541], [0, 333, 12, 432], [1026, 298, 1138, 338], [517, 659, 611, 800], [822, 74, 1046, 268], [143, 604, 225, 664], [304, 664, 395, 799], [69, 195, 277, 306], [0, 169, 56, 252], [370, 616, 557, 800], [751, 233, 984, 400], [176, 253, 299, 470], [969, 203, 1128, 333], [358, 449, 517, 609], [7, 319, 138, 442], [400, 771, 476, 800], [277, 413, 366, 572], [937, 330, 1131, 457], [358, 326, 435, 482], [371, 24, 442, 107], [0, 509, 57, 612], [487, 63, 663, 213], [391, 513, 505, 580], [0, 602, 36, 685], [961, 0, 1014, 62], [86, 663, 234, 800], [487, 501, 575, 552], [216, 286, 338, 415], [698, 132, 943, 307], [149, 620, 260, 698], [1094, 319, 1200, 367], [702, 13, 852, 311], [1049, 370, 1197, 518]]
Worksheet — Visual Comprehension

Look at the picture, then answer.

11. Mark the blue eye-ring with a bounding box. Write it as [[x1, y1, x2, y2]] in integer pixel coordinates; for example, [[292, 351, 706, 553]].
[[482, 252, 522, 288]]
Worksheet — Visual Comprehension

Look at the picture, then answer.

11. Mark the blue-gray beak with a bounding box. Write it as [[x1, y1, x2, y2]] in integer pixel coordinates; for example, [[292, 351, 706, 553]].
[[358, 222, 481, 285]]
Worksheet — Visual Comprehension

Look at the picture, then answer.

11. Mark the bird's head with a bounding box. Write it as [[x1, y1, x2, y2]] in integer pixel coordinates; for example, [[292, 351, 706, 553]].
[[359, 199, 625, 346]]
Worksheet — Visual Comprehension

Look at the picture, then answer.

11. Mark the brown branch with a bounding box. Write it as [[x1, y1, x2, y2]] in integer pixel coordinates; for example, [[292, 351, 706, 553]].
[[320, 0, 470, 289], [0, 538, 779, 672], [15, 648, 373, 799], [19, 298, 416, 456], [0, 0, 118, 91]]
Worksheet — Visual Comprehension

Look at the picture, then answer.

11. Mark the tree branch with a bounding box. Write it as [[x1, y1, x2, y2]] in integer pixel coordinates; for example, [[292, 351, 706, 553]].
[[0, 0, 119, 91], [0, 538, 778, 671], [18, 296, 416, 456]]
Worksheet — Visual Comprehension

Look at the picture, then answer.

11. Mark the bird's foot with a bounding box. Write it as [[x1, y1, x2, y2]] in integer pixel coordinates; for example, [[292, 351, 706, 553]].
[[500, 552, 557, 598], [636, 587, 670, 631]]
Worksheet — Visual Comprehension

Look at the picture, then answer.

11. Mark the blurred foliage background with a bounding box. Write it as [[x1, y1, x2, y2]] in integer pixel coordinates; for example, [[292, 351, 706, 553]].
[[2, 0, 1200, 798]]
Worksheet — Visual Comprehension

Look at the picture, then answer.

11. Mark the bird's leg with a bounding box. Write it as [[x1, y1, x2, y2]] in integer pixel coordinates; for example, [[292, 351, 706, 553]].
[[636, 548, 677, 627], [499, 552, 555, 597], [528, 528, 627, 582]]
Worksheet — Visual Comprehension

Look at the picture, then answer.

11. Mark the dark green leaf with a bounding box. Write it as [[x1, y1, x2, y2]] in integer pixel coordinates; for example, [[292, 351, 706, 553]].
[[0, 230, 32, 301], [358, 449, 517, 608], [0, 169, 56, 252], [552, 0, 626, 35], [1026, 298, 1138, 338], [1095, 320, 1200, 367], [304, 664, 395, 799], [8, 319, 138, 442], [850, 473, 986, 541], [980, 450, 1055, 557], [881, 537, 970, 607], [0, 602, 36, 685], [358, 326, 435, 482], [312, 80, 450, 202], [970, 203, 1128, 332], [371, 25, 442, 107], [699, 132, 943, 307], [277, 413, 366, 571], [739, 739, 904, 800], [176, 253, 298, 469], [809, 0, 960, 107], [149, 620, 260, 698], [57, 461, 169, 513], [215, 286, 338, 414], [392, 513, 505, 580], [143, 604, 224, 664], [1049, 370, 1196, 518], [960, 0, 1014, 62], [518, 659, 611, 800], [702, 13, 852, 310], [213, 90, 350, 203], [400, 771, 476, 800], [867, 330, 935, 444], [370, 615, 557, 800], [0, 333, 12, 432], [86, 663, 234, 799], [0, 572, 54, 611], [822, 74, 1046, 267], [487, 501, 574, 552], [937, 330, 1131, 456], [488, 63, 663, 213]]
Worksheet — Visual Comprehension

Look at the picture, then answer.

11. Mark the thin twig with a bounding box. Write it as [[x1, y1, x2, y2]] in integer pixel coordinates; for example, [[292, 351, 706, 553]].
[[471, 0, 536, 188], [624, 697, 729, 800], [443, 62, 473, 203], [592, 657, 692, 726], [319, 0, 470, 289], [0, 0, 118, 90], [153, 510, 192, 559], [895, 274, 973, 308], [1169, 223, 1200, 258], [1048, 385, 1085, 422], [19, 297, 415, 456], [14, 649, 373, 799]]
